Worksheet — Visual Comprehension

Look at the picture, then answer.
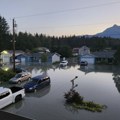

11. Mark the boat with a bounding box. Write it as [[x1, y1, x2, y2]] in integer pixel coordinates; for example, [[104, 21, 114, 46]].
[[80, 61, 88, 66], [60, 60, 68, 66]]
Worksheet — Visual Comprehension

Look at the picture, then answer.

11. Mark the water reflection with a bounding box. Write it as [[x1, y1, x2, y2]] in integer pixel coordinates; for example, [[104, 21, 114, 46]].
[[112, 67, 120, 93], [113, 76, 120, 93], [26, 85, 51, 98], [2, 100, 24, 113], [2, 63, 120, 120], [79, 65, 95, 74], [79, 65, 115, 74], [64, 104, 79, 113], [79, 64, 120, 94]]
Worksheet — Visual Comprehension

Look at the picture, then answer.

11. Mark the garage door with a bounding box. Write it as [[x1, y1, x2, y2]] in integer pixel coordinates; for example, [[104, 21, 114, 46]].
[[81, 58, 94, 64], [21, 58, 25, 63]]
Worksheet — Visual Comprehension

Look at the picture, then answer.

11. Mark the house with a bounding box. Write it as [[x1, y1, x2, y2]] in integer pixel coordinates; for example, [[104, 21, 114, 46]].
[[79, 46, 90, 55], [15, 54, 32, 63], [48, 53, 61, 63], [8, 50, 25, 57], [93, 50, 116, 64], [31, 53, 42, 62], [34, 47, 50, 53], [80, 54, 95, 64], [0, 50, 11, 64], [72, 48, 79, 56]]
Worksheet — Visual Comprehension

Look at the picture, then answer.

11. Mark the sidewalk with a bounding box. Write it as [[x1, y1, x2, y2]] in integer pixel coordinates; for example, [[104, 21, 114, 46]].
[[0, 110, 34, 120]]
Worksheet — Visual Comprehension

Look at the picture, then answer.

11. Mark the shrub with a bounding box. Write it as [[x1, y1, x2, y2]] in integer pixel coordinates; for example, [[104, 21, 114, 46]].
[[64, 90, 83, 104], [0, 69, 16, 82]]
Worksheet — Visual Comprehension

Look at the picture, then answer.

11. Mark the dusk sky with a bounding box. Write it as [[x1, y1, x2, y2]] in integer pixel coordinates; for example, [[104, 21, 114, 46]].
[[0, 0, 120, 36]]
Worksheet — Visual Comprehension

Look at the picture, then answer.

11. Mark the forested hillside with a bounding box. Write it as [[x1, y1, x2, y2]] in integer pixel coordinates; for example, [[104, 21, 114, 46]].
[[1, 16, 120, 54]]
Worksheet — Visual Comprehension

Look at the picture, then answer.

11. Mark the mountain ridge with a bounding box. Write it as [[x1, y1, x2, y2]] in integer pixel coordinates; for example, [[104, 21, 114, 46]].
[[94, 24, 120, 38]]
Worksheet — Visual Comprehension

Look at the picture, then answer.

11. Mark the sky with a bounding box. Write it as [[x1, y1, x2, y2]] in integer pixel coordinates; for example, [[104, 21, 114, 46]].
[[0, 0, 120, 36]]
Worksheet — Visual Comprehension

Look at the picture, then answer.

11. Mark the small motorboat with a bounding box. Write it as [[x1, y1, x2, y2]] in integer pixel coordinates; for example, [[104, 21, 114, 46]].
[[60, 60, 68, 66], [80, 61, 88, 66]]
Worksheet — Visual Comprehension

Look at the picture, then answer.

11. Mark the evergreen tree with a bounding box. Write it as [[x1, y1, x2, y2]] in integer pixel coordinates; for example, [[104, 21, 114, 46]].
[[0, 16, 9, 51], [114, 47, 120, 64]]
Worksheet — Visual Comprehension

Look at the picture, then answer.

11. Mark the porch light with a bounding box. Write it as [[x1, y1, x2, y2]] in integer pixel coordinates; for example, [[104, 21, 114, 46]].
[[1, 50, 8, 54]]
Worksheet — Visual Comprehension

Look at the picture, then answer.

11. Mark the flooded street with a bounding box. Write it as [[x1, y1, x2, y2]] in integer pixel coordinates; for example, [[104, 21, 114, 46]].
[[1, 64, 120, 120]]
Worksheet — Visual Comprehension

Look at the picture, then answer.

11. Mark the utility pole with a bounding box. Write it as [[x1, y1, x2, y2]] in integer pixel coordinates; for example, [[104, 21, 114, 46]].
[[12, 18, 16, 72]]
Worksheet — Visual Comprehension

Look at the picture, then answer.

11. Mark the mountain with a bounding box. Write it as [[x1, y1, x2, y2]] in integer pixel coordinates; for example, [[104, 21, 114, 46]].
[[95, 24, 120, 38]]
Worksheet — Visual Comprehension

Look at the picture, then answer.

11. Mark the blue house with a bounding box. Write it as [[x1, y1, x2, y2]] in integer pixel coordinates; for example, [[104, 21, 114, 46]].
[[15, 54, 32, 63], [31, 53, 42, 62]]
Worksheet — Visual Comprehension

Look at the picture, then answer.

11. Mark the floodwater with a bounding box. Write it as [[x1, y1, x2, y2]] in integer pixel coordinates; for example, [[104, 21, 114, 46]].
[[2, 63, 120, 120]]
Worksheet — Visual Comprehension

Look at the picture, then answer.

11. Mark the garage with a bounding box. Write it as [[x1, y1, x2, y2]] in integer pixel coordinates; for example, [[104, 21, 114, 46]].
[[21, 58, 26, 63], [80, 54, 95, 64]]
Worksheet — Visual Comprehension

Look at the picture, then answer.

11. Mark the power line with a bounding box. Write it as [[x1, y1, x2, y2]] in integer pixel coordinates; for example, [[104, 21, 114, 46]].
[[17, 21, 120, 30], [15, 1, 120, 19]]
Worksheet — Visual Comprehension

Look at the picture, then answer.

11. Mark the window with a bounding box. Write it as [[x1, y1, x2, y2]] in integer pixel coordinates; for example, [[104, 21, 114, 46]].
[[38, 80, 42, 84], [0, 92, 10, 99]]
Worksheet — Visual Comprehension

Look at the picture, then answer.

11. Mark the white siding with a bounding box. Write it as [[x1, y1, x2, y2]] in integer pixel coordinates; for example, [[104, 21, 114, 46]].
[[1, 55, 10, 63], [52, 54, 60, 63], [80, 54, 95, 64], [81, 58, 94, 64]]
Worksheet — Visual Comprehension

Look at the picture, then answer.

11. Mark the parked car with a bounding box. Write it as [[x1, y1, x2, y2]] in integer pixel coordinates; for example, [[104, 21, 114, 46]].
[[9, 72, 31, 84], [60, 60, 68, 66], [0, 86, 25, 109], [24, 74, 50, 92], [80, 61, 88, 66]]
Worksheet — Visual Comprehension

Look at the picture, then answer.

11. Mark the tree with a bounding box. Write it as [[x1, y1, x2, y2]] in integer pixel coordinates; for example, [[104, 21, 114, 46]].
[[114, 48, 120, 64], [59, 45, 72, 58], [41, 53, 48, 62], [0, 16, 9, 51]]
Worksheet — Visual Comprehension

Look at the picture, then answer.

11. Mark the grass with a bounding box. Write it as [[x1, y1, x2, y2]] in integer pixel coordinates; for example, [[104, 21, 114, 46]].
[[64, 90, 107, 112]]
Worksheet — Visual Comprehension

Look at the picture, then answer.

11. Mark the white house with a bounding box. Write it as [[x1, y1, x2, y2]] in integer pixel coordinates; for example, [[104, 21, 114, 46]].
[[0, 50, 11, 64], [51, 53, 61, 63], [80, 54, 95, 64]]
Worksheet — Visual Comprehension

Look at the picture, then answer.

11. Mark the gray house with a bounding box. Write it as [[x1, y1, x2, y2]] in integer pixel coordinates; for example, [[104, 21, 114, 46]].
[[93, 50, 116, 64], [48, 53, 61, 63]]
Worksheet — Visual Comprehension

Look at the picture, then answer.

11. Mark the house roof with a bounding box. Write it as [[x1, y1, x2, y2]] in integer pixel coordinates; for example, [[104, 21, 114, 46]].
[[8, 50, 25, 54], [47, 52, 61, 58], [92, 50, 116, 58], [31, 53, 42, 57], [80, 46, 90, 50], [52, 53, 61, 56], [16, 53, 32, 57], [35, 47, 50, 53]]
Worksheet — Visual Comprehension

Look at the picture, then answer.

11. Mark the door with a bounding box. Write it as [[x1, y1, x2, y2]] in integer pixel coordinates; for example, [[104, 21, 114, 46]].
[[0, 92, 13, 109]]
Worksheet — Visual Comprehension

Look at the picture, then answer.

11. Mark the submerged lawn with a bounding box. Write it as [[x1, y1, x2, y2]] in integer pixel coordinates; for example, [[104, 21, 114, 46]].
[[64, 90, 107, 112]]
